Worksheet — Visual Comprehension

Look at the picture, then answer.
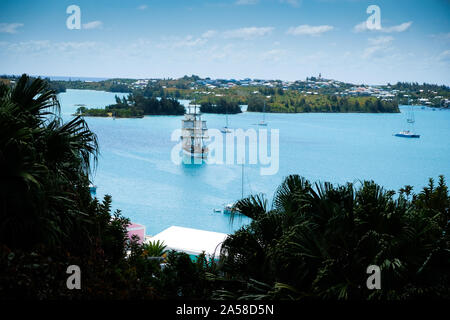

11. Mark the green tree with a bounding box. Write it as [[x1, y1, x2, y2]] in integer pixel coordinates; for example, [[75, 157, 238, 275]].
[[217, 175, 450, 300]]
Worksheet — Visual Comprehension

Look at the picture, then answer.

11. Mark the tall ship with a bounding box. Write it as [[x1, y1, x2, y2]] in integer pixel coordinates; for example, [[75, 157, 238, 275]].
[[181, 105, 209, 159]]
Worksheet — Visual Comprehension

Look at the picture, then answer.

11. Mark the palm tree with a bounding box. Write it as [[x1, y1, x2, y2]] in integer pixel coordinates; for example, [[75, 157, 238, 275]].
[[218, 174, 450, 300], [143, 240, 167, 258], [0, 74, 99, 249]]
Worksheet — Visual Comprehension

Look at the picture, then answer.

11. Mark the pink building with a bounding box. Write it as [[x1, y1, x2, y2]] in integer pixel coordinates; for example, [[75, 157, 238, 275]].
[[126, 223, 146, 244]]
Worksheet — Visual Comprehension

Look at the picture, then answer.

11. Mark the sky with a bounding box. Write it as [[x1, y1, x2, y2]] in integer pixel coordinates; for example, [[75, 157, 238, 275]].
[[0, 0, 449, 85]]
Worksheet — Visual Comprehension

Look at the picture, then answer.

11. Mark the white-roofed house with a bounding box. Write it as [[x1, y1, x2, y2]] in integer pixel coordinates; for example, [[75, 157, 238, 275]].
[[146, 226, 228, 260]]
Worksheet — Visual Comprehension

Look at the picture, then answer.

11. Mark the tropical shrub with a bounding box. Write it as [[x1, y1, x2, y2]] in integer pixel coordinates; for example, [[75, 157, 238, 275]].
[[217, 175, 450, 300]]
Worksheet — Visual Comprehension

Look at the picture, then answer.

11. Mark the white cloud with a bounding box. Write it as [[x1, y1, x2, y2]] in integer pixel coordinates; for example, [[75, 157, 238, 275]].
[[368, 36, 394, 46], [261, 49, 287, 62], [431, 32, 450, 40], [172, 35, 207, 48], [363, 36, 395, 59], [82, 21, 103, 30], [383, 22, 412, 33], [0, 40, 99, 54], [58, 41, 99, 51], [201, 30, 218, 38], [223, 27, 274, 39], [207, 44, 237, 61], [0, 23, 24, 34], [235, 0, 259, 5], [280, 0, 301, 7], [362, 46, 389, 59], [159, 30, 220, 49], [353, 21, 368, 33], [7, 40, 52, 52], [138, 5, 148, 10], [287, 25, 333, 36], [354, 21, 412, 33], [438, 50, 450, 62]]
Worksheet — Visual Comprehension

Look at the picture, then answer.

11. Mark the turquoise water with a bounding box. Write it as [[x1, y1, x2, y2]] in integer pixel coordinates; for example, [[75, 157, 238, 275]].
[[58, 89, 450, 236]]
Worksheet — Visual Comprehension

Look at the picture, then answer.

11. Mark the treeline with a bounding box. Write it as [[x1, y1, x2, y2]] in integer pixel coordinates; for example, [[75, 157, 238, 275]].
[[45, 78, 67, 93], [128, 94, 185, 115], [0, 76, 67, 93], [388, 82, 450, 108], [1, 75, 449, 300], [200, 98, 242, 114], [52, 79, 133, 93], [77, 106, 144, 118], [247, 94, 399, 113], [78, 93, 185, 118], [389, 81, 449, 93], [258, 87, 286, 96], [142, 84, 192, 100]]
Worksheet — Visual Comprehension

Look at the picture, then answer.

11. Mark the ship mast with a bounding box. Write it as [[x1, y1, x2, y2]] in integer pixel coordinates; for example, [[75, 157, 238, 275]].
[[241, 162, 244, 199]]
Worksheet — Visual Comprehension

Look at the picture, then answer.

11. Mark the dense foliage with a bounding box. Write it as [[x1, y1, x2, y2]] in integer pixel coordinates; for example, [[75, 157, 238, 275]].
[[200, 98, 242, 114], [45, 78, 67, 94], [50, 79, 133, 93], [386, 82, 450, 107], [388, 82, 449, 95], [78, 93, 185, 117], [247, 94, 399, 113], [0, 75, 448, 300], [216, 175, 449, 299], [0, 75, 210, 299]]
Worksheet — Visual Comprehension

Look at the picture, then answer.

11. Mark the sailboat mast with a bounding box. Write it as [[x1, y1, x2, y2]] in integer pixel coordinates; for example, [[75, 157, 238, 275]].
[[241, 162, 244, 199], [263, 100, 266, 121], [226, 102, 229, 127]]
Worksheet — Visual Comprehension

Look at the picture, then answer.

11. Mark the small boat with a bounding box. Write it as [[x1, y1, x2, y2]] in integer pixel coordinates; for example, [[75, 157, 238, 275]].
[[89, 184, 97, 194], [213, 208, 221, 213], [220, 126, 231, 133], [221, 105, 232, 133], [223, 203, 234, 214], [395, 130, 420, 138]]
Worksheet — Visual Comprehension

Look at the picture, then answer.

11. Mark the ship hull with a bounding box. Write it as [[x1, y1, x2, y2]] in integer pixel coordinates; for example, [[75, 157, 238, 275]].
[[395, 133, 420, 138], [182, 148, 208, 159]]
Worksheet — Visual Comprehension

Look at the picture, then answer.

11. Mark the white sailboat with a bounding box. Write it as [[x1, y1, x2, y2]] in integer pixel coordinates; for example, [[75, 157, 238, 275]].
[[258, 100, 268, 126], [395, 100, 420, 138], [221, 104, 232, 133]]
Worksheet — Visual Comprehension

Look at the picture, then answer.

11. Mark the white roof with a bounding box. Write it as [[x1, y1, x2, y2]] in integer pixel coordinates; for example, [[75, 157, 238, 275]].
[[148, 226, 228, 259]]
